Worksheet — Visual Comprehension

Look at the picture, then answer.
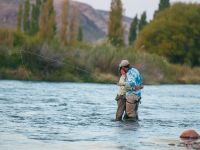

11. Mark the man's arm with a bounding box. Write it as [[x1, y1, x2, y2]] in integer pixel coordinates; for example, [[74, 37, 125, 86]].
[[134, 85, 144, 91]]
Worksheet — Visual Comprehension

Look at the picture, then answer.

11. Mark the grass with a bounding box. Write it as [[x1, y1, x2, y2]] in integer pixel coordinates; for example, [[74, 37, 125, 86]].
[[0, 41, 199, 84]]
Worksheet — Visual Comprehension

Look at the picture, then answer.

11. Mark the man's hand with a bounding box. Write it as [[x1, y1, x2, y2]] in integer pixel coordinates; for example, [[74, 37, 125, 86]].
[[134, 85, 144, 90], [117, 82, 125, 86]]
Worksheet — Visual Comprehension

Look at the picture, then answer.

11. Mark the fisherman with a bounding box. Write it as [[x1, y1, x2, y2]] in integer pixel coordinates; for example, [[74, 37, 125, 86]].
[[118, 60, 143, 121], [115, 67, 126, 121]]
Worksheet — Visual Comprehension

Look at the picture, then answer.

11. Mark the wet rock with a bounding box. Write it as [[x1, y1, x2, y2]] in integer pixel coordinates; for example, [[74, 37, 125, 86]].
[[180, 129, 200, 139], [193, 143, 200, 149], [178, 140, 200, 149], [168, 143, 175, 146], [179, 130, 200, 149]]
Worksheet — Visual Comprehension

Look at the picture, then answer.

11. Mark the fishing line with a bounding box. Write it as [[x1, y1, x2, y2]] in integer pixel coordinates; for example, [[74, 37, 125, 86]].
[[17, 48, 95, 78]]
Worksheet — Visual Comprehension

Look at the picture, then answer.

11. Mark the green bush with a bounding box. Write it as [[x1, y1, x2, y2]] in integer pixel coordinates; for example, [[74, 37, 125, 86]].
[[135, 3, 200, 66], [13, 31, 27, 47], [6, 52, 21, 69], [0, 46, 9, 67], [0, 29, 13, 47]]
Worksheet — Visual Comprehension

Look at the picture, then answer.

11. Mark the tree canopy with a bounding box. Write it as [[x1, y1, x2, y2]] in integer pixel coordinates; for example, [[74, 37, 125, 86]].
[[129, 15, 138, 45], [159, 0, 170, 11], [154, 0, 170, 18], [135, 3, 200, 66], [108, 0, 124, 47]]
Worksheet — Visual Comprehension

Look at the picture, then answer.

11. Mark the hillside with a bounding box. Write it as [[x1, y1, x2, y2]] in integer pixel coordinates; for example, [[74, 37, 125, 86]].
[[0, 0, 132, 42]]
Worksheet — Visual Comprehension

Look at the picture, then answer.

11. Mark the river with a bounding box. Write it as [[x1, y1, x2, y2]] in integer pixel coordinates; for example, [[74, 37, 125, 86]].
[[0, 80, 200, 150]]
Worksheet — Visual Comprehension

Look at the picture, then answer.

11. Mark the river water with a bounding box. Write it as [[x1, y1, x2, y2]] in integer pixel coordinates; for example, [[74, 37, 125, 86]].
[[0, 80, 200, 150]]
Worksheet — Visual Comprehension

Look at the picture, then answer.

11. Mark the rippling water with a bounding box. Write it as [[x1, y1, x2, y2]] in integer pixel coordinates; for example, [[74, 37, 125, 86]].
[[0, 80, 200, 150]]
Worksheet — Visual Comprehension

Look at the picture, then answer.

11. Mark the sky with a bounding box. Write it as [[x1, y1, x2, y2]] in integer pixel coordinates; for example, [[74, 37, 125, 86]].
[[74, 0, 200, 20]]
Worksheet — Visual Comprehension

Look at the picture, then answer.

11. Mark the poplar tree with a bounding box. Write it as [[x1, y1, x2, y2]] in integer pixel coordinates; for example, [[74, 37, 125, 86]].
[[30, 0, 42, 35], [129, 15, 138, 45], [154, 0, 170, 18], [23, 0, 31, 34], [39, 0, 56, 41], [17, 2, 23, 31], [108, 0, 124, 47], [159, 0, 170, 11], [138, 11, 147, 31], [60, 0, 69, 45], [77, 26, 83, 42], [69, 9, 78, 45]]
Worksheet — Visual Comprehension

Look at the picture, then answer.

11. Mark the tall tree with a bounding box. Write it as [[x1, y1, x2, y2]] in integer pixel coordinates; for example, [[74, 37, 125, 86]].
[[30, 0, 42, 35], [39, 0, 56, 41], [108, 0, 124, 47], [60, 0, 69, 45], [138, 11, 147, 31], [23, 0, 31, 34], [129, 15, 138, 45], [135, 3, 200, 66], [77, 26, 83, 42], [159, 0, 170, 11], [154, 0, 170, 18], [17, 2, 23, 31], [68, 8, 78, 45]]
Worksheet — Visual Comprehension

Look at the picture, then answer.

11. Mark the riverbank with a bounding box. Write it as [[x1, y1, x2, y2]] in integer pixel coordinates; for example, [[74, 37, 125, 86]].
[[0, 42, 200, 84], [0, 59, 200, 84]]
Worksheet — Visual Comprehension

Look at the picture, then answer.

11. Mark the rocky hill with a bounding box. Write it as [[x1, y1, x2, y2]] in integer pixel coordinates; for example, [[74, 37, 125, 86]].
[[0, 0, 132, 42]]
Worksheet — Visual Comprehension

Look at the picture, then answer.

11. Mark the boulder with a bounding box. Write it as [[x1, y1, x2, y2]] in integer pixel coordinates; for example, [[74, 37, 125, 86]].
[[180, 129, 200, 139]]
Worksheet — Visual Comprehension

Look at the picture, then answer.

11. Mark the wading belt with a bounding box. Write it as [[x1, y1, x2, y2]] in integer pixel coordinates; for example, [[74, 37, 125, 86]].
[[126, 97, 141, 104]]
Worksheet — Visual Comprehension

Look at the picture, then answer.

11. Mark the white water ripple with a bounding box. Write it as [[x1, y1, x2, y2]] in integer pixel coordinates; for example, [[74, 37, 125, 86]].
[[0, 80, 200, 150]]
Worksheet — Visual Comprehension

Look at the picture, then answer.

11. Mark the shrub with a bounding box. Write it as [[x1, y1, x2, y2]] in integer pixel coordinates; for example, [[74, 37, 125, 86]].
[[0, 29, 13, 47], [135, 3, 200, 66]]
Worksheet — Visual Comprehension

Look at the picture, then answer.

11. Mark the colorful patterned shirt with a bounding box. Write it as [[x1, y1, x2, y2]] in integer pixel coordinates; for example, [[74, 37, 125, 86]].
[[125, 67, 143, 97]]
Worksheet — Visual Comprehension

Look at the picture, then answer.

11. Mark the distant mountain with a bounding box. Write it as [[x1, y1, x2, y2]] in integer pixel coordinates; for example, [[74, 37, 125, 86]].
[[0, 0, 132, 43]]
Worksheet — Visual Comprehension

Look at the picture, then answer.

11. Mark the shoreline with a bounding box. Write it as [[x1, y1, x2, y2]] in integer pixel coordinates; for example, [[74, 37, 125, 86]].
[[0, 78, 200, 85]]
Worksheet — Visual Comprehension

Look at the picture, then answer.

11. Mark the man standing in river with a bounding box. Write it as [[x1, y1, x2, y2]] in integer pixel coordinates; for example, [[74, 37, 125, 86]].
[[115, 67, 126, 121], [118, 60, 143, 120]]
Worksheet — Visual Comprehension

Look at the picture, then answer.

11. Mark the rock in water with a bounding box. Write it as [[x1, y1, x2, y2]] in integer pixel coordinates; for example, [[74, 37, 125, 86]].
[[180, 129, 199, 139]]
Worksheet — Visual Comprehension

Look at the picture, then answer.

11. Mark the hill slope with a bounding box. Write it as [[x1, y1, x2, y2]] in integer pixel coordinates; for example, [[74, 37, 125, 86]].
[[0, 0, 132, 42]]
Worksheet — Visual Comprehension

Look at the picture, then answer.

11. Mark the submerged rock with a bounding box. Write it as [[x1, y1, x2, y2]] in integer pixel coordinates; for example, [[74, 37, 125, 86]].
[[180, 129, 200, 139], [178, 129, 200, 149]]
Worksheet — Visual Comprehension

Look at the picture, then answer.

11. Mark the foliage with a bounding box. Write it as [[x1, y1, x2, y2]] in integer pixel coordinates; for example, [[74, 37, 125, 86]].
[[77, 26, 83, 42], [23, 0, 31, 34], [0, 39, 199, 83], [135, 3, 200, 66], [30, 0, 42, 35], [20, 40, 64, 74], [0, 46, 9, 67], [39, 0, 56, 41], [108, 0, 124, 47], [0, 1, 200, 84], [59, 0, 79, 45], [13, 31, 27, 47], [0, 29, 13, 47], [0, 29, 27, 47], [18, 0, 42, 35], [138, 11, 147, 31], [17, 2, 23, 31], [60, 0, 69, 45], [129, 12, 148, 46], [154, 0, 170, 18], [68, 8, 78, 45], [159, 0, 170, 11], [129, 15, 138, 45]]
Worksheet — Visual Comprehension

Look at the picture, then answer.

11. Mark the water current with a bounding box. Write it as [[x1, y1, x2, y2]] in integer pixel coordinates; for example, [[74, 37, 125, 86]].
[[0, 80, 200, 150]]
